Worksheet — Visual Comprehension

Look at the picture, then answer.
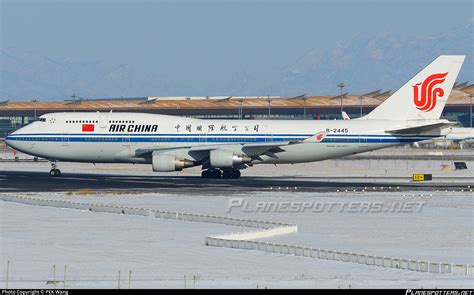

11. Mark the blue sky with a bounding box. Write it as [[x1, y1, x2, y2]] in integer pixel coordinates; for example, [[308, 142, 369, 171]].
[[1, 0, 472, 99], [2, 0, 471, 76]]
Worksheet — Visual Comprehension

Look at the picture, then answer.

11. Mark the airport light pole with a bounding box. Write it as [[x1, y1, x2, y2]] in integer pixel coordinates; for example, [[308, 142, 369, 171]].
[[267, 95, 271, 118], [238, 98, 243, 120], [468, 93, 473, 127], [337, 82, 345, 118], [302, 95, 307, 119], [359, 96, 363, 118]]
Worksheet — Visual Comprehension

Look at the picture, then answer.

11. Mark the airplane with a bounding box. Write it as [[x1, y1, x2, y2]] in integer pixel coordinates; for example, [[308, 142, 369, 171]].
[[444, 127, 474, 143], [415, 127, 474, 148], [5, 55, 466, 178]]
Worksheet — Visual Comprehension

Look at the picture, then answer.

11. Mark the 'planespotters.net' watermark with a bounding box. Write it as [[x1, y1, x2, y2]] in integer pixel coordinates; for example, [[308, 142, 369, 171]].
[[226, 198, 426, 214]]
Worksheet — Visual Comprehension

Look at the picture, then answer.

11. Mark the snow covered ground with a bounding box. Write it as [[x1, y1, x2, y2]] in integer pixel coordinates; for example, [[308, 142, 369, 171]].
[[1, 190, 473, 289]]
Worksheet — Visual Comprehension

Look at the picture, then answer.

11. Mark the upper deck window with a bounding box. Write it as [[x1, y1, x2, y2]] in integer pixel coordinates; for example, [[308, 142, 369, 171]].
[[37, 118, 46, 122]]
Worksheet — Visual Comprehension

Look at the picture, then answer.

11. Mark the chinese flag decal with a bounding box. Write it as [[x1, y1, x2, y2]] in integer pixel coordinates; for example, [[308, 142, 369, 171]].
[[82, 124, 95, 132]]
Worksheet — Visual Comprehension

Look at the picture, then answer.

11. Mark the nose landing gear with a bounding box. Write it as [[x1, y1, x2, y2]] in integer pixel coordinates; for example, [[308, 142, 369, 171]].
[[49, 162, 61, 177]]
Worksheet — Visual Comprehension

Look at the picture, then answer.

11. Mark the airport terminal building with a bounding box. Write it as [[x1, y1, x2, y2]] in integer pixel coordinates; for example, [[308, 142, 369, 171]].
[[1, 84, 473, 137]]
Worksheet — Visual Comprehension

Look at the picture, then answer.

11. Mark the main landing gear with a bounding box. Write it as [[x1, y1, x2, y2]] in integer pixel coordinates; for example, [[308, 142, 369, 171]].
[[49, 162, 61, 177], [201, 169, 241, 179]]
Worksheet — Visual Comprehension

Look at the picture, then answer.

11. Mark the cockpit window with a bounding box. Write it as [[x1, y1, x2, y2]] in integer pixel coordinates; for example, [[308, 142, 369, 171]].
[[37, 118, 46, 122]]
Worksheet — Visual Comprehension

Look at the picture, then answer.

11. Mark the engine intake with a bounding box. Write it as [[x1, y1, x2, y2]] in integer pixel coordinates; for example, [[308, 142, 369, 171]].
[[152, 153, 194, 172], [209, 149, 251, 168]]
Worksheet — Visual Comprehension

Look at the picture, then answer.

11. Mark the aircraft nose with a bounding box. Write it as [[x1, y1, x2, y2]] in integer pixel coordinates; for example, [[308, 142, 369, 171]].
[[5, 130, 19, 149]]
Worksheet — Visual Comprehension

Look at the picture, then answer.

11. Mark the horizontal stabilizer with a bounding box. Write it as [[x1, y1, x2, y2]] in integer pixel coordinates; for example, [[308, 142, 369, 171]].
[[386, 122, 456, 134]]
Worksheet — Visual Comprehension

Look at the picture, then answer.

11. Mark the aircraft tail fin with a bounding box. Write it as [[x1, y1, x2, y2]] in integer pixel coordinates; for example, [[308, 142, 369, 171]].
[[364, 55, 465, 121]]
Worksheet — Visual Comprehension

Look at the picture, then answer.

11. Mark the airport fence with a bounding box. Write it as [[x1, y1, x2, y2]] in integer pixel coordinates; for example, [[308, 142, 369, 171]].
[[1, 193, 472, 276]]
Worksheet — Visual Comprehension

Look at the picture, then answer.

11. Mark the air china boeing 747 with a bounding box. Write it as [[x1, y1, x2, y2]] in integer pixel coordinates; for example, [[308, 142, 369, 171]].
[[5, 55, 465, 178]]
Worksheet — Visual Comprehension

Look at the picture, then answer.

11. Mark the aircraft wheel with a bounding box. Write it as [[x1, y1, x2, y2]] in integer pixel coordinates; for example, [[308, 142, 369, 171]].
[[231, 170, 241, 179], [212, 169, 222, 178], [222, 170, 232, 179], [50, 169, 61, 177], [201, 170, 211, 178]]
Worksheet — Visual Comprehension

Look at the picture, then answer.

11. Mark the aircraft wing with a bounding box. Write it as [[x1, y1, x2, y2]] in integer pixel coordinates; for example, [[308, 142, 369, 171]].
[[385, 122, 456, 135], [134, 140, 301, 158]]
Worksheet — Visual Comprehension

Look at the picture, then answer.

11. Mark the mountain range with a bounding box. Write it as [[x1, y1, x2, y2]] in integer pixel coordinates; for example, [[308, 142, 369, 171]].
[[1, 18, 472, 101]]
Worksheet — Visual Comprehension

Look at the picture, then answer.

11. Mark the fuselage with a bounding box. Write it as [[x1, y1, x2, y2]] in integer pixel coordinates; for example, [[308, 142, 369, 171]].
[[5, 112, 443, 165]]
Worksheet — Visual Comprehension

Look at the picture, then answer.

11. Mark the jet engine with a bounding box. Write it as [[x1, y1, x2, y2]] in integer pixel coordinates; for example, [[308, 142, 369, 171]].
[[209, 149, 251, 168], [152, 153, 194, 172]]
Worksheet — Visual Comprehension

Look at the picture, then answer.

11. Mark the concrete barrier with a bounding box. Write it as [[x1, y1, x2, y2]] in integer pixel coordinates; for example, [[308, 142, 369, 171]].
[[238, 240, 245, 249], [383, 257, 392, 267], [453, 264, 467, 275], [342, 252, 350, 262], [419, 261, 429, 272], [273, 244, 281, 253], [366, 255, 375, 265], [408, 259, 418, 271], [391, 258, 400, 268], [244, 240, 252, 250], [350, 253, 359, 263], [1, 193, 470, 276], [303, 247, 311, 257], [375, 256, 384, 267], [357, 254, 366, 265], [400, 259, 409, 270], [266, 243, 274, 252], [440, 263, 451, 274], [429, 262, 439, 273], [295, 246, 303, 256], [224, 239, 232, 248], [289, 246, 296, 255], [319, 249, 326, 259], [326, 250, 335, 260]]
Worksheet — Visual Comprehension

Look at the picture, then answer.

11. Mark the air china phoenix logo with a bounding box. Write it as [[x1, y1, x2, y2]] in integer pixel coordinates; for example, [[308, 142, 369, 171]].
[[315, 133, 325, 142], [412, 72, 448, 112]]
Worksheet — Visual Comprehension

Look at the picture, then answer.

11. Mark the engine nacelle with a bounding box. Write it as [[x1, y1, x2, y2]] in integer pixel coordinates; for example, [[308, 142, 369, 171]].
[[152, 153, 194, 172], [209, 149, 251, 168]]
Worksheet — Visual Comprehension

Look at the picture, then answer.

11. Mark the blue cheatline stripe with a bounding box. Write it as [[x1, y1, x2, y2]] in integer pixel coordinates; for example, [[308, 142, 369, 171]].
[[6, 135, 437, 144], [6, 132, 442, 138]]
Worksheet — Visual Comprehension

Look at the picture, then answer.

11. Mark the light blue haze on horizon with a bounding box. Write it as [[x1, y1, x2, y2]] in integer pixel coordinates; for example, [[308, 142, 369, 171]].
[[1, 0, 473, 99]]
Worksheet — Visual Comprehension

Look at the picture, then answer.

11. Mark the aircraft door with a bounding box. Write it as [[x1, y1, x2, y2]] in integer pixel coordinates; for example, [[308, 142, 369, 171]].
[[199, 125, 207, 144], [122, 133, 130, 145], [359, 134, 368, 148], [62, 125, 69, 146], [62, 135, 69, 146], [263, 123, 273, 142], [121, 129, 131, 157], [99, 114, 108, 129]]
